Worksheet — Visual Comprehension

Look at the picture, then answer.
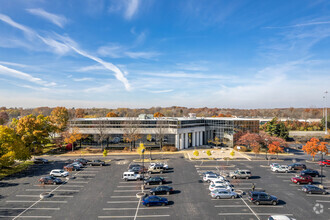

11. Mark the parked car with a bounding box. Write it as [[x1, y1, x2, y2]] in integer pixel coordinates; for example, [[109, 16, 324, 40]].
[[145, 176, 165, 185], [210, 190, 238, 199], [229, 170, 251, 179], [202, 171, 217, 176], [270, 163, 280, 168], [288, 163, 306, 170], [87, 160, 106, 166], [271, 165, 290, 173], [50, 169, 69, 177], [129, 166, 147, 174], [111, 137, 121, 144], [248, 191, 278, 205], [72, 162, 84, 168], [291, 175, 313, 185], [302, 185, 327, 195], [319, 159, 330, 166], [150, 186, 173, 195], [128, 164, 141, 170], [268, 215, 296, 220], [150, 162, 169, 170], [74, 158, 89, 165], [209, 184, 232, 191], [122, 171, 142, 181], [211, 180, 231, 186], [148, 165, 165, 174], [39, 176, 62, 185], [300, 169, 320, 177], [33, 158, 49, 164], [64, 164, 80, 171], [203, 174, 225, 182], [142, 195, 168, 207]]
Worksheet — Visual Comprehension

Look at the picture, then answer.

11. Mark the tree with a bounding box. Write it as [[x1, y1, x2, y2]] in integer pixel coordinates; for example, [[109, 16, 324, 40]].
[[236, 132, 261, 150], [265, 117, 289, 140], [208, 136, 221, 148], [106, 112, 119, 117], [0, 111, 9, 125], [155, 120, 166, 150], [75, 109, 85, 118], [147, 134, 153, 142], [63, 127, 83, 152], [302, 137, 328, 161], [251, 143, 261, 157], [0, 125, 30, 167], [268, 141, 284, 159], [50, 107, 69, 132], [95, 120, 109, 150], [12, 114, 53, 154], [321, 115, 330, 130], [123, 119, 141, 151], [154, 112, 165, 117]]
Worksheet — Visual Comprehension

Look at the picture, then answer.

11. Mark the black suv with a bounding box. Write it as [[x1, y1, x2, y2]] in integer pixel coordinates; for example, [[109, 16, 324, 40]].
[[288, 163, 306, 170], [149, 186, 173, 195], [248, 191, 278, 205], [300, 169, 320, 177], [145, 177, 165, 185], [34, 158, 49, 164]]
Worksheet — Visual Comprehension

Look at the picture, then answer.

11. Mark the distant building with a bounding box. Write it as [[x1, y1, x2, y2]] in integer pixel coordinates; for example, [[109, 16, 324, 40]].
[[70, 115, 259, 149]]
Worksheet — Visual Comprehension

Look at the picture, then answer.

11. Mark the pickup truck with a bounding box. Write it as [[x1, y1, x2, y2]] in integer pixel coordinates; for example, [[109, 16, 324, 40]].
[[87, 160, 106, 166]]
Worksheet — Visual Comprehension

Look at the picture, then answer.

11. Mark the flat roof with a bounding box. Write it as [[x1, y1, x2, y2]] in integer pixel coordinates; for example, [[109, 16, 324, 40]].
[[72, 117, 259, 121]]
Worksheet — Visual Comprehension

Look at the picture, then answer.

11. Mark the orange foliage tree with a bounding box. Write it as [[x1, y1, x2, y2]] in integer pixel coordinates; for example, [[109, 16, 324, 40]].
[[154, 112, 165, 117], [62, 127, 83, 152], [302, 137, 328, 161], [268, 141, 284, 159], [75, 109, 85, 118], [236, 132, 261, 150], [106, 112, 118, 117]]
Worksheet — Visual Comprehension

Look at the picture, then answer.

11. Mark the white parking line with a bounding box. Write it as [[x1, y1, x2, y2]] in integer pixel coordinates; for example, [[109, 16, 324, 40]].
[[107, 201, 139, 203], [75, 173, 96, 176], [103, 207, 169, 210], [239, 197, 260, 220], [0, 208, 60, 210], [79, 171, 99, 173], [98, 215, 170, 218], [235, 188, 263, 190], [119, 182, 141, 184], [316, 200, 330, 203], [26, 189, 79, 192], [6, 200, 68, 203], [33, 185, 84, 187], [16, 195, 74, 198], [195, 165, 235, 168], [306, 194, 330, 197], [218, 213, 293, 216], [282, 180, 291, 182], [117, 186, 140, 188], [0, 216, 52, 218], [133, 198, 141, 220], [215, 205, 283, 208], [67, 181, 89, 183], [111, 196, 137, 198]]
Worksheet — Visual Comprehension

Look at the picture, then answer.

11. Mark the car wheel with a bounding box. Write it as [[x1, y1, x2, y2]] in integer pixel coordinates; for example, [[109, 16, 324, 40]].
[[216, 196, 220, 199], [152, 192, 155, 195], [146, 203, 150, 207], [159, 182, 163, 185], [255, 201, 260, 205], [147, 182, 150, 185], [308, 182, 312, 185], [167, 191, 170, 195], [297, 182, 300, 185], [53, 182, 56, 185], [275, 170, 278, 173], [272, 201, 277, 206], [231, 195, 235, 199], [162, 203, 166, 206], [233, 176, 237, 179], [322, 191, 326, 195], [285, 171, 288, 173], [245, 177, 249, 179], [309, 191, 312, 194], [90, 164, 92, 166], [160, 171, 163, 174]]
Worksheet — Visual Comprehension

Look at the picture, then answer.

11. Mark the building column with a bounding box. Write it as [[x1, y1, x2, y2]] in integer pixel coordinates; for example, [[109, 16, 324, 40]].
[[180, 134, 184, 150], [196, 131, 200, 146], [185, 133, 189, 149], [199, 131, 203, 145], [192, 132, 195, 147], [175, 134, 180, 149]]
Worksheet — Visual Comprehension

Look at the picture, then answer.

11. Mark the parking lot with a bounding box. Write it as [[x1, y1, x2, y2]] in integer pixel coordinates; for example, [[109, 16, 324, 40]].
[[0, 155, 329, 219]]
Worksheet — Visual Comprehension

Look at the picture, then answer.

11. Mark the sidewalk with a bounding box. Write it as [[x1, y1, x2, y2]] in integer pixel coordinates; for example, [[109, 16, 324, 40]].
[[185, 148, 252, 161]]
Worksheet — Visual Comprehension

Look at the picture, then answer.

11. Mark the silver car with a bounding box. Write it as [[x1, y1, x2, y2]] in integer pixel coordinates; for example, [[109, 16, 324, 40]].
[[210, 190, 238, 199]]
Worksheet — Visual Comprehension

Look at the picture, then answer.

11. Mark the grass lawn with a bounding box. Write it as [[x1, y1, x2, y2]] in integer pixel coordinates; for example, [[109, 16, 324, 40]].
[[0, 161, 34, 179]]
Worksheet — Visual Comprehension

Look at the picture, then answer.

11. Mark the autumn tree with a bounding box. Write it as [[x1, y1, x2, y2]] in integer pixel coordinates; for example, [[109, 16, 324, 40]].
[[106, 112, 119, 117], [302, 137, 328, 161], [208, 136, 221, 148], [236, 132, 261, 150], [12, 115, 53, 154], [62, 127, 83, 152], [251, 143, 261, 157], [0, 125, 30, 167], [75, 108, 85, 118], [268, 141, 284, 159], [154, 112, 165, 117], [50, 107, 69, 132], [0, 111, 9, 125]]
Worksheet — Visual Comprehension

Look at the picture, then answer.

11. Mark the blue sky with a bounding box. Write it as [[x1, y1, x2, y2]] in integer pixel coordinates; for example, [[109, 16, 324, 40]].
[[0, 0, 329, 109]]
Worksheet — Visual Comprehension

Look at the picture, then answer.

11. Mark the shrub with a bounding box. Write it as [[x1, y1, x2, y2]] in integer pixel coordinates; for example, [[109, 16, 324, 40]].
[[234, 146, 248, 152], [162, 146, 177, 152], [193, 150, 199, 156], [123, 147, 129, 151], [169, 146, 177, 152], [103, 149, 108, 157], [206, 150, 212, 156]]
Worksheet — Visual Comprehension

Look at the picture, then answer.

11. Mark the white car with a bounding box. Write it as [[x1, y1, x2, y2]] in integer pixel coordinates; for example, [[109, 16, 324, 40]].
[[150, 162, 169, 170], [203, 174, 225, 182], [211, 180, 231, 186], [50, 169, 69, 177], [209, 184, 232, 191], [268, 215, 296, 220], [270, 163, 280, 168], [271, 165, 289, 173]]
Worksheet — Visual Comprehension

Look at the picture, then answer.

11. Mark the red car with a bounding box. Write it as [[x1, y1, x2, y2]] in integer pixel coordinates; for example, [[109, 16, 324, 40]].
[[291, 175, 313, 185], [319, 160, 330, 166]]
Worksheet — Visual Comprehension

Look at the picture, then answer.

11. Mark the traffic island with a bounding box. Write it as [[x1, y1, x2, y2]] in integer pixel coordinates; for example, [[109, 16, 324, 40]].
[[40, 192, 52, 199], [136, 192, 146, 199]]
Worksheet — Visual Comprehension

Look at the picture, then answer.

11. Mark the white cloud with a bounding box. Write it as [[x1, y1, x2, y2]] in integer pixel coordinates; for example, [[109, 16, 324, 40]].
[[109, 0, 140, 20], [266, 21, 330, 29], [76, 65, 105, 72], [0, 61, 27, 68], [73, 77, 94, 82], [125, 51, 160, 59], [0, 64, 56, 87], [125, 0, 140, 19], [26, 8, 67, 28], [149, 89, 173, 94], [0, 14, 35, 37], [97, 44, 160, 59]]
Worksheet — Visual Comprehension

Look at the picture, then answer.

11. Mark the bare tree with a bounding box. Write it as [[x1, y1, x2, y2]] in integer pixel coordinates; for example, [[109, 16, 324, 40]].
[[155, 120, 166, 150], [95, 120, 109, 150], [123, 119, 141, 151]]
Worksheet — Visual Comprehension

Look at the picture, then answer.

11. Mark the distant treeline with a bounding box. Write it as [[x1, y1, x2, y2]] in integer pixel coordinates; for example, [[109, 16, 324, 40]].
[[0, 106, 327, 120]]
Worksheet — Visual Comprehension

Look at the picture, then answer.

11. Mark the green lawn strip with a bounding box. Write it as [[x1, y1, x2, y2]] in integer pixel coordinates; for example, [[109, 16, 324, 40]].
[[0, 161, 34, 179]]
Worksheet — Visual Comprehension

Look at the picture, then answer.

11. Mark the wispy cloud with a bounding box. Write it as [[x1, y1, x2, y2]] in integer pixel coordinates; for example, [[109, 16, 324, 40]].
[[76, 65, 105, 72], [265, 21, 330, 29], [73, 77, 94, 82], [149, 89, 173, 94], [109, 0, 140, 20], [0, 64, 56, 87], [0, 61, 28, 68], [26, 8, 68, 28], [98, 44, 160, 59], [0, 14, 35, 37], [125, 51, 160, 59], [176, 62, 209, 71]]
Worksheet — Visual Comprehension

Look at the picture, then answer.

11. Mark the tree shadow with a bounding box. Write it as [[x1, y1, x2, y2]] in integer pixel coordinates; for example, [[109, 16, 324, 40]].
[[0, 182, 19, 187]]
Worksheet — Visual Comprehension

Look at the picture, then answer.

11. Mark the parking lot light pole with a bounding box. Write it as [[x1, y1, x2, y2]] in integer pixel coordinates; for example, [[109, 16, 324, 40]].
[[142, 148, 145, 192], [319, 151, 325, 185]]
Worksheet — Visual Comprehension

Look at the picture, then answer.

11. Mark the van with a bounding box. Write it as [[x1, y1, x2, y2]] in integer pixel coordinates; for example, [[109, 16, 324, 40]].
[[122, 171, 142, 181]]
